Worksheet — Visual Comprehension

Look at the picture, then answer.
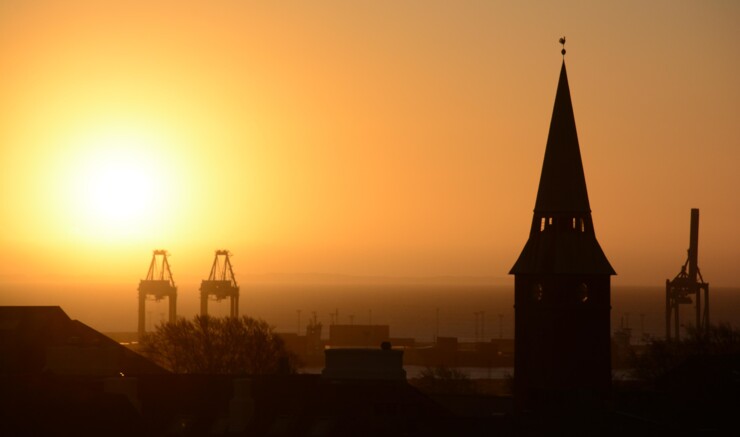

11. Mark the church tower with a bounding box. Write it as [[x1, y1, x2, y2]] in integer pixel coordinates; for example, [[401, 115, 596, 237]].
[[510, 49, 615, 410]]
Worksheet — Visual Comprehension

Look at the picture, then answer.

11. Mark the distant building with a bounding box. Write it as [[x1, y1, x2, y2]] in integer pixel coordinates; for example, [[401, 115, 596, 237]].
[[509, 57, 615, 410], [322, 342, 406, 381]]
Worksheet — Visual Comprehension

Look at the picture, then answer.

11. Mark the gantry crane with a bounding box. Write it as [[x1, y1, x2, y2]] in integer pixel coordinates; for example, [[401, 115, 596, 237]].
[[666, 209, 709, 340], [200, 250, 240, 317], [138, 250, 177, 339]]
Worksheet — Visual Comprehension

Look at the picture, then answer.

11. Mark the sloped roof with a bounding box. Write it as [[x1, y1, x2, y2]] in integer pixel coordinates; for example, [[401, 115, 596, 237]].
[[510, 227, 615, 275], [0, 306, 168, 376]]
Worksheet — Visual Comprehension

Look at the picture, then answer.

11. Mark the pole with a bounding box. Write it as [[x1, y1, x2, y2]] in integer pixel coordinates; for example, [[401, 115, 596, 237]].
[[665, 280, 671, 341]]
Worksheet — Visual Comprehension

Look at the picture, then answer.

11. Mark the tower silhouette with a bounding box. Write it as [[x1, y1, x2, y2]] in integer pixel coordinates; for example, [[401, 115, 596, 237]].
[[510, 57, 615, 410]]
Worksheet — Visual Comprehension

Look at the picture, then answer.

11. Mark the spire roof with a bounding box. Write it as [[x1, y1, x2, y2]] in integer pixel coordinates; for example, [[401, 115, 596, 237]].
[[534, 61, 590, 213], [510, 57, 615, 276]]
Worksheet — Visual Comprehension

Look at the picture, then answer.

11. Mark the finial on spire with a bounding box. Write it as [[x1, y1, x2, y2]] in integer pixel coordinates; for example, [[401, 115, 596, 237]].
[[559, 36, 566, 56]]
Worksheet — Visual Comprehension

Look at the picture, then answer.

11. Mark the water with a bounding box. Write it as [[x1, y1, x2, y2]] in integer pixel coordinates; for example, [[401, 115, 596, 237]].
[[301, 365, 513, 379], [301, 366, 634, 380]]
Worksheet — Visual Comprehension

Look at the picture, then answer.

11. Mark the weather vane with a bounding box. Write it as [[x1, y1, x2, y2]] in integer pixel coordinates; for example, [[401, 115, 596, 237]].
[[559, 36, 566, 56]]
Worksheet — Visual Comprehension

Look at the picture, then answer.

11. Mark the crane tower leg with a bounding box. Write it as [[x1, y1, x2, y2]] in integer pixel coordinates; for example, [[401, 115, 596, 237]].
[[138, 290, 146, 340], [200, 291, 208, 317]]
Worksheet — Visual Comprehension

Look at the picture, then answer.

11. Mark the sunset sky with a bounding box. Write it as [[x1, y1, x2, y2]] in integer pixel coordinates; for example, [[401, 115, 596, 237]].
[[1, 0, 738, 298]]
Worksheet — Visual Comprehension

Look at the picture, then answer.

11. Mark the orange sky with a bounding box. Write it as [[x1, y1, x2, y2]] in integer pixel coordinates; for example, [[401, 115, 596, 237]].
[[1, 0, 739, 293]]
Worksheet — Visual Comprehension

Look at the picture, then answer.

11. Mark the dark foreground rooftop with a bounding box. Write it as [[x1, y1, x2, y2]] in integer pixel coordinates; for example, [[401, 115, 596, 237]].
[[2, 306, 737, 436]]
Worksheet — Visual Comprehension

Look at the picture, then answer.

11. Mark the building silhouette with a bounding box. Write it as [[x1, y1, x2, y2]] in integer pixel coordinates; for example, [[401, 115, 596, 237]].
[[0, 306, 167, 376], [510, 58, 615, 410]]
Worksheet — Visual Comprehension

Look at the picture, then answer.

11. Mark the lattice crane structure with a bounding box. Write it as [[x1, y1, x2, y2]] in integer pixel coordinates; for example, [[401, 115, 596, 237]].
[[666, 209, 709, 341], [200, 250, 240, 317], [138, 250, 177, 339]]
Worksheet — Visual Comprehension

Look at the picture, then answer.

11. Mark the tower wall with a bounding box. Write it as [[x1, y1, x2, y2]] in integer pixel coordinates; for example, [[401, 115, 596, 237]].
[[514, 274, 611, 409]]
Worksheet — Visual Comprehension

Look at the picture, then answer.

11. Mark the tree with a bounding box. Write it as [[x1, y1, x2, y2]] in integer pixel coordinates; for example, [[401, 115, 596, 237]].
[[140, 315, 299, 374], [631, 322, 740, 383]]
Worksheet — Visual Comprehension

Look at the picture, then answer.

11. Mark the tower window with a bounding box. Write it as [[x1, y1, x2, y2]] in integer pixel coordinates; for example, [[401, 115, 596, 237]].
[[540, 218, 545, 231], [578, 283, 589, 303]]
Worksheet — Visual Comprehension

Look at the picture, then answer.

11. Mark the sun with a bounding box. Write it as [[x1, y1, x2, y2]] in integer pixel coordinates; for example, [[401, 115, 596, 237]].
[[60, 128, 176, 242], [82, 150, 154, 224]]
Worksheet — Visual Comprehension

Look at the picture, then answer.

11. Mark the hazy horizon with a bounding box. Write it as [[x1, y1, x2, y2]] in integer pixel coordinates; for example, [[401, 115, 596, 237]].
[[4, 278, 739, 340]]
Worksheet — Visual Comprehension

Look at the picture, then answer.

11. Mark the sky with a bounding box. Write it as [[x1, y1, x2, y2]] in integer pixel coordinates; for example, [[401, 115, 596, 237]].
[[1, 0, 739, 303]]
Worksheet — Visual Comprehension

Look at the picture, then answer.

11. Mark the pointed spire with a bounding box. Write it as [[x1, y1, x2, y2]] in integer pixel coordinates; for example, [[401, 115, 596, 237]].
[[510, 54, 615, 276], [533, 61, 591, 213]]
